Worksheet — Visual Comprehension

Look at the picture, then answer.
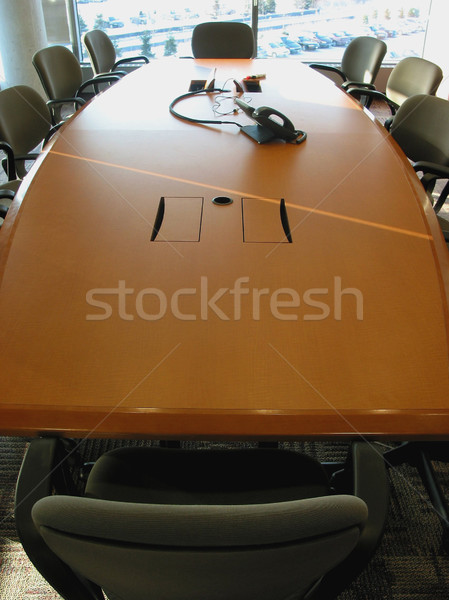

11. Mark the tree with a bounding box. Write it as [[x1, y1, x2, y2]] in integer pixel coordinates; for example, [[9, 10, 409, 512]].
[[78, 14, 88, 34], [94, 14, 108, 31], [164, 35, 177, 56], [112, 38, 122, 58], [385, 8, 391, 20], [260, 0, 276, 15], [294, 0, 320, 8], [140, 31, 155, 59], [212, 0, 220, 19]]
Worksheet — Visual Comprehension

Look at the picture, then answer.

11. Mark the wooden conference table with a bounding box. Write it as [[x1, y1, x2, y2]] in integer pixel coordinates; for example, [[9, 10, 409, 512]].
[[1, 59, 449, 441]]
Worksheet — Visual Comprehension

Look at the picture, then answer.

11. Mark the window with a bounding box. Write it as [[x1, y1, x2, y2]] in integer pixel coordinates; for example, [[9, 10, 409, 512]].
[[67, 0, 432, 64]]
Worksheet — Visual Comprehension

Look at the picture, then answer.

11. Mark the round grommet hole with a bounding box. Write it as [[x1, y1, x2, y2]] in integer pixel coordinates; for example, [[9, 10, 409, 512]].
[[212, 196, 233, 206]]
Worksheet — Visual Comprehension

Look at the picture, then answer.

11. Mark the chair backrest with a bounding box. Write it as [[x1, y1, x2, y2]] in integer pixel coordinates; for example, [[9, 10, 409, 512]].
[[386, 57, 443, 108], [33, 45, 83, 100], [341, 36, 387, 84], [84, 30, 116, 75], [390, 94, 449, 166], [191, 22, 255, 58], [0, 85, 51, 157], [33, 494, 367, 600]]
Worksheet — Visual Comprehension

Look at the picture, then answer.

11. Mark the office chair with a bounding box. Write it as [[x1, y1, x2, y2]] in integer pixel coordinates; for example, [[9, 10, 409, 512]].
[[16, 438, 389, 600], [0, 141, 21, 225], [84, 30, 149, 77], [309, 36, 387, 90], [347, 57, 443, 116], [32, 45, 121, 123], [191, 22, 255, 58], [389, 94, 449, 214], [0, 85, 61, 179], [386, 94, 449, 536]]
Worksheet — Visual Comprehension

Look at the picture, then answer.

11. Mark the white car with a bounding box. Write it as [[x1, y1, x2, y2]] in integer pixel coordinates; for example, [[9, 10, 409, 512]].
[[260, 42, 290, 58]]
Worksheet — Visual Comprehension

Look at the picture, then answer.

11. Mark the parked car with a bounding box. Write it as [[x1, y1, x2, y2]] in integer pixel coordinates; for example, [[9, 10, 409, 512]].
[[378, 24, 397, 37], [280, 37, 302, 54], [259, 42, 290, 58], [130, 13, 147, 25], [369, 25, 387, 39], [106, 17, 125, 28], [328, 31, 352, 46], [312, 32, 334, 48], [296, 34, 319, 51]]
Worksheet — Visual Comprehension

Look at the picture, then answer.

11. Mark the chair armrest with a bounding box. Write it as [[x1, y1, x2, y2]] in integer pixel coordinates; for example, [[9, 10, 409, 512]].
[[2, 152, 38, 179], [0, 141, 17, 180], [15, 153, 40, 162], [384, 116, 393, 131], [107, 70, 127, 77], [47, 98, 85, 109], [413, 161, 449, 179], [413, 162, 449, 213], [312, 442, 389, 600], [347, 88, 399, 115], [77, 73, 121, 97], [309, 63, 346, 84], [43, 122, 64, 147], [47, 98, 85, 124], [350, 442, 389, 552], [0, 203, 10, 219], [113, 56, 149, 70], [0, 189, 16, 202], [15, 437, 103, 600], [341, 81, 376, 91], [0, 189, 16, 219]]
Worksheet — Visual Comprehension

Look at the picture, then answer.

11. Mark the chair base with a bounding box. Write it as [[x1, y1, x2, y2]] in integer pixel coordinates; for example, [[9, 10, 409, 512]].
[[384, 442, 449, 538]]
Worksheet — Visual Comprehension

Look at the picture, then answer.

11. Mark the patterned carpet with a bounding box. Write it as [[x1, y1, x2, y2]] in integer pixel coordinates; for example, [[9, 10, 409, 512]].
[[0, 436, 448, 599]]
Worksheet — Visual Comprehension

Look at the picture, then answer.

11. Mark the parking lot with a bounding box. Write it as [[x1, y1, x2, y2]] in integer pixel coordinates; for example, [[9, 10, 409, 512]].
[[76, 0, 427, 63]]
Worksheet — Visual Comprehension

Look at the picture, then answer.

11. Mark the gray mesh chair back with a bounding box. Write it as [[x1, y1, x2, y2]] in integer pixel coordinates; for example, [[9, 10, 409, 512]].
[[0, 85, 52, 177], [390, 94, 449, 165], [33, 45, 83, 100], [84, 29, 117, 75], [32, 494, 367, 600], [192, 22, 255, 58], [341, 36, 387, 84], [385, 57, 443, 108]]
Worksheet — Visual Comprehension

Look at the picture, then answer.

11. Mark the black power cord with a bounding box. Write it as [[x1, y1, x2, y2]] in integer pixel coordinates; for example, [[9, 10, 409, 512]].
[[169, 88, 242, 128]]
